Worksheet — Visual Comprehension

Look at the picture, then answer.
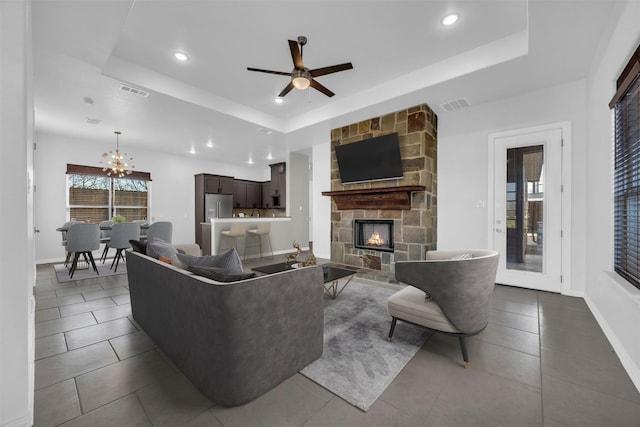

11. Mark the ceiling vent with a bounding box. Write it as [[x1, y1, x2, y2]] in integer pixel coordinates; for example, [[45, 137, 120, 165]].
[[257, 127, 273, 135], [86, 117, 102, 125], [440, 97, 470, 113], [119, 84, 150, 98]]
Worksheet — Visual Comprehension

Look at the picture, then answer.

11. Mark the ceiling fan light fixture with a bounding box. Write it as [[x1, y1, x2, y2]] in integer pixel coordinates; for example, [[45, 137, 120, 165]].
[[292, 76, 310, 90], [274, 97, 284, 104]]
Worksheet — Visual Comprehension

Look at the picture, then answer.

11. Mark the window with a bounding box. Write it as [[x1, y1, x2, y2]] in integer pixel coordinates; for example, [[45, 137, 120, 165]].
[[66, 164, 151, 223], [610, 44, 640, 290]]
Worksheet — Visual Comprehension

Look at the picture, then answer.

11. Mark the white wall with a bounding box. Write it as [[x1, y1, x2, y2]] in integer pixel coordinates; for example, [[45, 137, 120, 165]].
[[438, 79, 588, 294], [34, 132, 269, 263], [311, 142, 332, 259], [584, 0, 640, 391], [1, 1, 35, 425]]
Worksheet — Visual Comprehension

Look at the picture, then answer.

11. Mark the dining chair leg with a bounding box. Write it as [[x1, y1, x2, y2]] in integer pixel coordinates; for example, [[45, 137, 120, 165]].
[[112, 249, 124, 272], [69, 252, 81, 279], [101, 244, 110, 263], [87, 252, 99, 275]]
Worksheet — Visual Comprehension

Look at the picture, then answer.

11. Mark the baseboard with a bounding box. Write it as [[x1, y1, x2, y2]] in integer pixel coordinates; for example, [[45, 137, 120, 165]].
[[1, 411, 33, 427], [36, 257, 66, 265], [584, 293, 640, 394]]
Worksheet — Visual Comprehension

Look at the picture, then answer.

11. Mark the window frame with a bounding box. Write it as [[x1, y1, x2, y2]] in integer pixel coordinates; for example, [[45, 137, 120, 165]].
[[66, 164, 152, 223], [610, 44, 640, 291]]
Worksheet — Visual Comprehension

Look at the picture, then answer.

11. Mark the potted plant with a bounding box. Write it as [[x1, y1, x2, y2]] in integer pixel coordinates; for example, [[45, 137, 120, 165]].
[[112, 214, 126, 223]]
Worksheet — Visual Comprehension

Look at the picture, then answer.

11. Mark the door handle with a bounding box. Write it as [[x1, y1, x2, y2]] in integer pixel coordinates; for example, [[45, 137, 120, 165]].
[[495, 228, 503, 233]]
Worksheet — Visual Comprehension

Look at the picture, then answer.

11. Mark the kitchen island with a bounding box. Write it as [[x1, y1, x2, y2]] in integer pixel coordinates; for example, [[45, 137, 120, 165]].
[[201, 217, 301, 257]]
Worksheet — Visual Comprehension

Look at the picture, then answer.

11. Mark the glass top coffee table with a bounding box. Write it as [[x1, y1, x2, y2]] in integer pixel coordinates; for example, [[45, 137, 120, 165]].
[[252, 263, 357, 299]]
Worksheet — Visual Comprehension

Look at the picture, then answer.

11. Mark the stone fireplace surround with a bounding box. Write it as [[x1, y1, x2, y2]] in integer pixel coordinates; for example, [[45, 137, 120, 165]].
[[325, 104, 438, 280]]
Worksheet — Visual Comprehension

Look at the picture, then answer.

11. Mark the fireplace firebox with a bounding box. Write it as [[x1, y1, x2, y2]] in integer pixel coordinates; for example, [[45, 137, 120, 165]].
[[353, 219, 394, 252]]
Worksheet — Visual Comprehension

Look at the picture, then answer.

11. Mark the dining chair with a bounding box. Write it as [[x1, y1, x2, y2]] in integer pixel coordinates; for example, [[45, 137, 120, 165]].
[[99, 220, 114, 263], [66, 222, 101, 279], [109, 222, 141, 272]]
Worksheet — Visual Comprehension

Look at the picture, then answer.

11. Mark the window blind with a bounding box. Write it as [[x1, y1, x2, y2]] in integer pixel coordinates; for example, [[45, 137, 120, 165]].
[[612, 45, 640, 291]]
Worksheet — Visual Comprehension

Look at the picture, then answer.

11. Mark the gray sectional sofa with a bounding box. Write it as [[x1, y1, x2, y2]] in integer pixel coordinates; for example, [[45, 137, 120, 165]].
[[125, 250, 324, 407]]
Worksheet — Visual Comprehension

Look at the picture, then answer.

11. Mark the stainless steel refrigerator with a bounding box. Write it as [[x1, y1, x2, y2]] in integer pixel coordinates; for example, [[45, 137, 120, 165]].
[[205, 194, 233, 219]]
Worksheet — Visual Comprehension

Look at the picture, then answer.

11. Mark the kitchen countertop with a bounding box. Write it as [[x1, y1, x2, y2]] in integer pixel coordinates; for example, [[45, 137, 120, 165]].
[[203, 217, 291, 224]]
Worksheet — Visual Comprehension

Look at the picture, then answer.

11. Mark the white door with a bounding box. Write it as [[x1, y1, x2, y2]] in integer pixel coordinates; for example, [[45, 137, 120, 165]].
[[491, 128, 563, 292]]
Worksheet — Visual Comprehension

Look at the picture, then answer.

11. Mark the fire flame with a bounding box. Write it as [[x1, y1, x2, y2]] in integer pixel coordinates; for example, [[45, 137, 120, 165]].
[[366, 232, 385, 246]]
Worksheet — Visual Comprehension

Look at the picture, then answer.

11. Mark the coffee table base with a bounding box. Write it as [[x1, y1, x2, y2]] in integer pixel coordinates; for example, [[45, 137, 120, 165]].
[[323, 273, 355, 299]]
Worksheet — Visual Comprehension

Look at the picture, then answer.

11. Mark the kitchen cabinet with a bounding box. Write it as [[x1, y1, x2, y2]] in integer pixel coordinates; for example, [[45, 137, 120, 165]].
[[269, 162, 286, 208], [262, 181, 273, 208], [233, 180, 247, 208], [246, 181, 262, 209], [233, 180, 262, 208], [204, 175, 233, 194]]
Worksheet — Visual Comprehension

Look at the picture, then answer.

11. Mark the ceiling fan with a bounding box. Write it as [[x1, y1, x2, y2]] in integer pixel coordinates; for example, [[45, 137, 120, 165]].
[[247, 36, 353, 98]]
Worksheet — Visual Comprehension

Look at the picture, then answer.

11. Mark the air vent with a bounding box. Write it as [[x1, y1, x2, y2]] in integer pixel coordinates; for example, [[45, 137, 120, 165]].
[[257, 127, 273, 134], [440, 97, 470, 113], [86, 117, 102, 125], [119, 84, 150, 98]]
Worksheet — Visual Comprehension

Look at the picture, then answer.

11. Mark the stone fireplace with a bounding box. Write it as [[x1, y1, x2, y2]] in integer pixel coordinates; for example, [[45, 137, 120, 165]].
[[323, 104, 437, 280]]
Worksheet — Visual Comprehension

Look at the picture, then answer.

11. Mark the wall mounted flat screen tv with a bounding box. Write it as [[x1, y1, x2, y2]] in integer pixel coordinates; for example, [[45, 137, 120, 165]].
[[334, 132, 404, 184]]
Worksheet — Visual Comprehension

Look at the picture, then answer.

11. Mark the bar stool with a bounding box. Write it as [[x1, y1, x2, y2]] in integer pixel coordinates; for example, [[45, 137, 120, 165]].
[[218, 222, 246, 255], [244, 222, 274, 260]]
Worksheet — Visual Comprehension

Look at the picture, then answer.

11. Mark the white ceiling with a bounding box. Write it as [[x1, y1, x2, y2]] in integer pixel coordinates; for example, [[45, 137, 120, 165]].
[[32, 0, 619, 170]]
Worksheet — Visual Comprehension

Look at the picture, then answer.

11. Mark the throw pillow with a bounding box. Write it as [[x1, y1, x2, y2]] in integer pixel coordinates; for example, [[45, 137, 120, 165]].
[[450, 253, 473, 260], [129, 239, 147, 255], [188, 265, 256, 283], [176, 248, 243, 273], [147, 237, 178, 260]]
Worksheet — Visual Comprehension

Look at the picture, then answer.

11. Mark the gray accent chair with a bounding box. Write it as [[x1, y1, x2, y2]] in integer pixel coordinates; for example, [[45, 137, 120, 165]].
[[125, 250, 324, 406], [146, 221, 173, 243], [66, 222, 101, 278], [109, 222, 140, 272], [388, 249, 499, 367]]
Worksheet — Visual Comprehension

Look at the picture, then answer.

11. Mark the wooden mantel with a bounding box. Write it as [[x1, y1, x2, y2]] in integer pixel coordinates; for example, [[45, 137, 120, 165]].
[[322, 185, 425, 210]]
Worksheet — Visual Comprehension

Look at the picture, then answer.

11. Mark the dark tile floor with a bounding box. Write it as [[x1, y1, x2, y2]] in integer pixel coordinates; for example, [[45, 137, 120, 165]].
[[33, 258, 640, 426]]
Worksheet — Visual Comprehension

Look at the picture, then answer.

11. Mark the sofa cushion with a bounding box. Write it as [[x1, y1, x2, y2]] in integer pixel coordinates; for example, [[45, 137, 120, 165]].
[[188, 265, 256, 283], [147, 238, 178, 260], [177, 248, 243, 272], [129, 239, 147, 254]]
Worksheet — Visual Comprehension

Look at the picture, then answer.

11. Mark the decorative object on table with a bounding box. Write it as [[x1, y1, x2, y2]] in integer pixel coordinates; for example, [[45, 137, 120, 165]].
[[284, 240, 301, 264], [112, 214, 125, 223], [300, 279, 429, 412], [100, 130, 135, 177], [304, 240, 317, 266]]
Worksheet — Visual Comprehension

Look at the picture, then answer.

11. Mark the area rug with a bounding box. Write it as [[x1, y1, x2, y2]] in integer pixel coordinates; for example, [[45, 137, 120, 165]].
[[54, 261, 127, 283], [300, 279, 430, 411]]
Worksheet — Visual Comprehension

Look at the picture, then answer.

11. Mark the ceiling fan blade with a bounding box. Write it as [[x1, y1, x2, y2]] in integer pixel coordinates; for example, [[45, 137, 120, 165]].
[[278, 82, 295, 97], [247, 67, 291, 76], [288, 40, 304, 70], [310, 62, 353, 78], [309, 79, 335, 97]]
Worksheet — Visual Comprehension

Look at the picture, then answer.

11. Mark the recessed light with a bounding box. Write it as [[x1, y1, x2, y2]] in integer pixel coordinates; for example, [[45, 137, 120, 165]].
[[248, 157, 254, 165], [206, 139, 214, 148], [173, 51, 189, 62], [267, 153, 273, 160], [274, 97, 284, 104], [441, 13, 459, 26], [189, 147, 196, 154]]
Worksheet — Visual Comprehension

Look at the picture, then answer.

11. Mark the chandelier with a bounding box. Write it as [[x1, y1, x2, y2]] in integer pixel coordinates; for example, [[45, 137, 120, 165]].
[[101, 131, 135, 177]]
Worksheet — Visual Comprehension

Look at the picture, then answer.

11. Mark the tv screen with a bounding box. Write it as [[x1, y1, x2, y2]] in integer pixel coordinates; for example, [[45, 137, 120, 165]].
[[334, 132, 404, 184]]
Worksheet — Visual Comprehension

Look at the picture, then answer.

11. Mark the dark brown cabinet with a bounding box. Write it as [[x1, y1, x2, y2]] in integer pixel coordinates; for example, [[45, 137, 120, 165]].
[[205, 175, 233, 194], [262, 181, 273, 208], [269, 162, 286, 208], [246, 181, 262, 209], [233, 180, 262, 208]]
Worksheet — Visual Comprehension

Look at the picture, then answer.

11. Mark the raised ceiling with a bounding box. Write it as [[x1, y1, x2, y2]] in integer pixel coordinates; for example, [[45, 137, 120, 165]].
[[32, 0, 619, 169]]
